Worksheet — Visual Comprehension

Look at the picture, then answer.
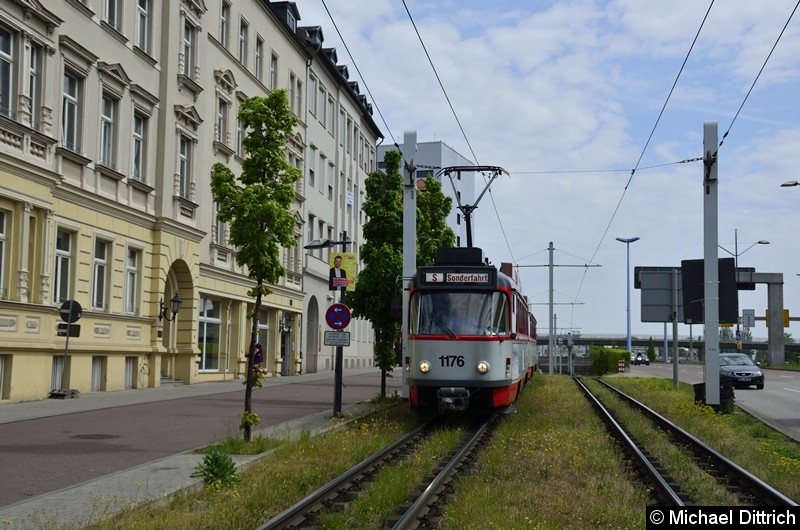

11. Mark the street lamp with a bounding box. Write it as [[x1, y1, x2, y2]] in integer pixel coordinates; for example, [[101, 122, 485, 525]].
[[616, 236, 639, 355], [304, 230, 351, 416], [158, 293, 182, 322], [718, 229, 768, 349]]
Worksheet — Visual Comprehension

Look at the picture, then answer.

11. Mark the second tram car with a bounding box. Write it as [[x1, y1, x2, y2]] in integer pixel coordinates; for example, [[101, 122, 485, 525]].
[[406, 247, 537, 414]]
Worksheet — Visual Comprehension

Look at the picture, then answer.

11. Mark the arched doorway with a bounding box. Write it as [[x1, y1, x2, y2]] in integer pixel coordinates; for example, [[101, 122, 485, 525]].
[[305, 296, 320, 373], [160, 260, 193, 382]]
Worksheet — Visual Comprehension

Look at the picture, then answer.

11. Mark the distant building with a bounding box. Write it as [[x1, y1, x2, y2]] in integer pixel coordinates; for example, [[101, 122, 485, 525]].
[[0, 1, 379, 403], [377, 141, 476, 247]]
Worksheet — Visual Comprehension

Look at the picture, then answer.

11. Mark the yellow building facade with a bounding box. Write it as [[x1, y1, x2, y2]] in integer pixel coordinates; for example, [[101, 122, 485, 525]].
[[0, 1, 380, 403]]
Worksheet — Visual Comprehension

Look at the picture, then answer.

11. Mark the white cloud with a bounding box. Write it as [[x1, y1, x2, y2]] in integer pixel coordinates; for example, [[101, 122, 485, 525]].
[[299, 0, 800, 338]]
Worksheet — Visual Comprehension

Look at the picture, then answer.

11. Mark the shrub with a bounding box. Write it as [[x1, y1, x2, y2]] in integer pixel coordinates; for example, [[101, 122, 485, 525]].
[[191, 447, 241, 490]]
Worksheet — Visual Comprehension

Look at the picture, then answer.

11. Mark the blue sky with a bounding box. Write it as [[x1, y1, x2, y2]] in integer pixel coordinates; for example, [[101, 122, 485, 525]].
[[298, 0, 800, 339]]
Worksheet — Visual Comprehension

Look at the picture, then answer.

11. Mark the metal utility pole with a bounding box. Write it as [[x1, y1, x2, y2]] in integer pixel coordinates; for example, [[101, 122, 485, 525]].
[[401, 131, 417, 399], [703, 121, 721, 406]]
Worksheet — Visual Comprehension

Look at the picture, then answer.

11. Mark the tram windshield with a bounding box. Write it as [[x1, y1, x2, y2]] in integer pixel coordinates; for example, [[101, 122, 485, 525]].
[[410, 291, 509, 336]]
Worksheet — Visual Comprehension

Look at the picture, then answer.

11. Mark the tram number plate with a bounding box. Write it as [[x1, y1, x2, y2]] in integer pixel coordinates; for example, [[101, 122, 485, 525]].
[[439, 355, 465, 367]]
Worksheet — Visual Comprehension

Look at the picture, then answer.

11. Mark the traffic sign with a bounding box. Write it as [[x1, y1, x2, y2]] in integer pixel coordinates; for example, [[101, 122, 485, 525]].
[[57, 323, 81, 337], [324, 331, 351, 347], [59, 300, 82, 324], [325, 303, 351, 330]]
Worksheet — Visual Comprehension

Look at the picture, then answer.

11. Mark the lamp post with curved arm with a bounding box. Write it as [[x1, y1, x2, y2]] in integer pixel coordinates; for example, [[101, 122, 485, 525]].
[[718, 229, 768, 349], [616, 237, 640, 355]]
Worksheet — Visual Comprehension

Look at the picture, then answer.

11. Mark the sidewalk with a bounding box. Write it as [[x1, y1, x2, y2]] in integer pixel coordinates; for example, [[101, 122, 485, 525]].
[[0, 368, 399, 529]]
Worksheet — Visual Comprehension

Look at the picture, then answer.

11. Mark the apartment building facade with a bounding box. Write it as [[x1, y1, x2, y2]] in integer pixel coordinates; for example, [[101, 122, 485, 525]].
[[0, 0, 380, 403]]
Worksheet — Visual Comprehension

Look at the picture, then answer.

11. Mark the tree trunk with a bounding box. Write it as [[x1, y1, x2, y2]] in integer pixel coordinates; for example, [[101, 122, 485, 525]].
[[243, 289, 263, 442]]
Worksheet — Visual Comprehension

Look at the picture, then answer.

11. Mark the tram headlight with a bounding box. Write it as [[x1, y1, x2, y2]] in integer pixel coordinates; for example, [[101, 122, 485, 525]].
[[419, 361, 431, 373], [476, 361, 490, 374]]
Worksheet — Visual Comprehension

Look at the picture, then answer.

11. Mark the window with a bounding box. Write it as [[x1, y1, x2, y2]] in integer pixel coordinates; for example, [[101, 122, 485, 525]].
[[326, 96, 335, 131], [308, 75, 317, 116], [179, 135, 191, 198], [216, 97, 228, 144], [214, 202, 226, 246], [105, 0, 120, 29], [307, 213, 315, 243], [135, 0, 150, 52], [238, 20, 248, 65], [55, 230, 72, 304], [198, 297, 221, 371], [307, 145, 316, 188], [124, 248, 139, 314], [0, 26, 13, 118], [295, 79, 302, 116], [219, 2, 230, 48], [182, 21, 196, 77], [235, 114, 243, 157], [92, 239, 109, 310], [27, 44, 41, 127], [62, 73, 81, 151], [0, 211, 5, 298], [255, 37, 263, 81], [327, 162, 334, 200], [318, 85, 325, 122], [99, 95, 117, 167], [131, 113, 147, 181], [269, 53, 277, 90]]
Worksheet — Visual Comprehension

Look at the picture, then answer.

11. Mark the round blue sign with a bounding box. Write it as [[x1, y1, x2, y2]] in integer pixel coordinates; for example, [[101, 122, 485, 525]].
[[326, 303, 351, 330]]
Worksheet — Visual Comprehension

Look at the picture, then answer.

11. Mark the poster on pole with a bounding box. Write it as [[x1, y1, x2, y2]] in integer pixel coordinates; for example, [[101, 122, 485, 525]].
[[328, 252, 356, 292]]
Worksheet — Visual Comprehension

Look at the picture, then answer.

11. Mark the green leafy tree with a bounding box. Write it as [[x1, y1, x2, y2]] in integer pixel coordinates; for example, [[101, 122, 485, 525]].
[[416, 173, 455, 266], [210, 91, 301, 441], [646, 336, 656, 361], [348, 150, 404, 397]]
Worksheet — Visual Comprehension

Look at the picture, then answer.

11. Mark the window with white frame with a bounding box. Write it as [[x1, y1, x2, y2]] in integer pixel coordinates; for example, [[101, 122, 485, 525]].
[[27, 43, 42, 128], [318, 85, 325, 123], [216, 97, 228, 145], [219, 1, 230, 49], [198, 297, 221, 371], [338, 109, 345, 146], [99, 94, 117, 167], [0, 210, 5, 298], [269, 52, 277, 90], [92, 239, 109, 310], [104, 0, 120, 30], [328, 162, 334, 201], [255, 37, 263, 82], [124, 247, 139, 314], [178, 135, 191, 199], [289, 73, 297, 115], [307, 145, 316, 188], [135, 0, 150, 52], [238, 19, 248, 65], [307, 75, 317, 116], [131, 112, 147, 181], [326, 95, 335, 132], [307, 213, 315, 243], [295, 78, 302, 116], [55, 229, 72, 304], [182, 20, 196, 77], [62, 73, 81, 152], [214, 202, 226, 246], [235, 113, 243, 157], [0, 26, 12, 118]]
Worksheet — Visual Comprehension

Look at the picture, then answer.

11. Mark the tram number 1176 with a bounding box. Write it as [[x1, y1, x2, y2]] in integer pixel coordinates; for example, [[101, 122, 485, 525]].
[[439, 355, 465, 367]]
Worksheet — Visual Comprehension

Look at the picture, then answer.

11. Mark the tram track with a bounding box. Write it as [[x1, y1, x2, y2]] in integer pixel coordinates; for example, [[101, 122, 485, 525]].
[[575, 376, 798, 507], [254, 414, 502, 530]]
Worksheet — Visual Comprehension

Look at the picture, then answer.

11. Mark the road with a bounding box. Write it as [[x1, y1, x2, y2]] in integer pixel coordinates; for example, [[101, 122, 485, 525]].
[[626, 361, 800, 442]]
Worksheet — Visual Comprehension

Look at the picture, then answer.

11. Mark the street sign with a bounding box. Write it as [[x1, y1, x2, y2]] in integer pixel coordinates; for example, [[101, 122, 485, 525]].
[[57, 323, 81, 337], [59, 300, 82, 324], [325, 303, 351, 330], [324, 331, 351, 347], [742, 309, 755, 328]]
